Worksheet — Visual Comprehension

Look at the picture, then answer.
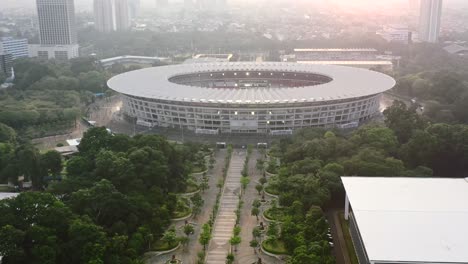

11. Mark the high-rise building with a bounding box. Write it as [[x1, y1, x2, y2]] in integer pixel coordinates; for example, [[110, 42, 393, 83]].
[[94, 0, 114, 32], [0, 37, 29, 59], [31, 0, 79, 60], [419, 0, 443, 43], [36, 0, 77, 45], [128, 0, 141, 20], [114, 0, 130, 31], [0, 53, 13, 76]]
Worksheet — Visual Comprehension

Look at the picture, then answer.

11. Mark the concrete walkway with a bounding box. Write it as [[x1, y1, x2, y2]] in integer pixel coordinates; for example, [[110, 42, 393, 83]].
[[205, 151, 244, 264]]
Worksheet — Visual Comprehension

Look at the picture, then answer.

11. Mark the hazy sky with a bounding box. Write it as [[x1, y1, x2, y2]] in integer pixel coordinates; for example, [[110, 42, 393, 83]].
[[1, 0, 467, 11]]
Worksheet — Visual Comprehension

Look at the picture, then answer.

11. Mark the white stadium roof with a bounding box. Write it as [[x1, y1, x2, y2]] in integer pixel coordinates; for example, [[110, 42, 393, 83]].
[[342, 177, 468, 263], [107, 62, 395, 104]]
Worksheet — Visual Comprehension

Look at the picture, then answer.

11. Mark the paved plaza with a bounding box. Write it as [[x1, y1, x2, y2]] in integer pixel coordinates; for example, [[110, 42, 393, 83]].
[[205, 151, 244, 264]]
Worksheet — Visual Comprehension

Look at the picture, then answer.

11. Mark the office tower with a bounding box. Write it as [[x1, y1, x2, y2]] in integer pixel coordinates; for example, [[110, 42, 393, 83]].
[[114, 0, 130, 31], [36, 0, 77, 45], [94, 0, 114, 32], [419, 0, 443, 43], [31, 0, 79, 60], [0, 37, 29, 59]]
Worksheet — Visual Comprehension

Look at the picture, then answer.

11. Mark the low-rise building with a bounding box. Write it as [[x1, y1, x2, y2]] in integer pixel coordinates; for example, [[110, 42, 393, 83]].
[[342, 176, 468, 264], [377, 24, 412, 44], [29, 44, 79, 61], [99, 55, 171, 68], [0, 37, 29, 59]]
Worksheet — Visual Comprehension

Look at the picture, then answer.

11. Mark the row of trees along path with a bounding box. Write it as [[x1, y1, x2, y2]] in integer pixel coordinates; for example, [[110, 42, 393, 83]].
[[205, 151, 245, 263], [236, 150, 283, 264], [147, 150, 227, 264]]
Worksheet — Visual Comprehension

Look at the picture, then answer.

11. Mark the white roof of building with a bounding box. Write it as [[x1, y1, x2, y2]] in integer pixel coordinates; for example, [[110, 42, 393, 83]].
[[294, 48, 377, 52], [444, 44, 468, 54], [297, 60, 393, 65], [66, 138, 81, 146], [342, 177, 468, 263], [99, 55, 169, 64], [0, 192, 19, 200], [107, 62, 395, 104]]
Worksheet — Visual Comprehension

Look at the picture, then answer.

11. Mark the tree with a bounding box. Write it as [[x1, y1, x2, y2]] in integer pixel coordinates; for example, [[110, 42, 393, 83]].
[[199, 224, 211, 251], [191, 193, 204, 217], [255, 184, 263, 195], [0, 225, 25, 261], [252, 227, 262, 240], [40, 150, 63, 176], [226, 253, 235, 264], [15, 144, 43, 189], [0, 123, 16, 144], [229, 236, 241, 251], [383, 101, 426, 143], [251, 207, 260, 221], [267, 222, 279, 237], [183, 224, 195, 237], [241, 176, 250, 191], [259, 177, 267, 186], [250, 239, 259, 251], [252, 199, 261, 209], [162, 230, 178, 247], [78, 71, 106, 93]]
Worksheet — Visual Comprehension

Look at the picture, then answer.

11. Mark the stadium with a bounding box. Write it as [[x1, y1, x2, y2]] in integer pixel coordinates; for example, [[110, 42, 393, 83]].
[[107, 62, 395, 135]]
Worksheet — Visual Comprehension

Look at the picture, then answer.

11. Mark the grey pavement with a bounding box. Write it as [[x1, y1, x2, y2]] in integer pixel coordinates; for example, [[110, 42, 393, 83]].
[[236, 150, 283, 264], [205, 151, 244, 264]]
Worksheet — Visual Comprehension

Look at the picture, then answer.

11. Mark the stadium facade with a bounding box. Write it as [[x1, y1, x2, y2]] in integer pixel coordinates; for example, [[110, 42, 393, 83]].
[[107, 62, 395, 135]]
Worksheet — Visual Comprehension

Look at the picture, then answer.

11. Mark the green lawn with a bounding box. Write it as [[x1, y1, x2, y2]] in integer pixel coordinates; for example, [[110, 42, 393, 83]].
[[0, 186, 15, 192], [172, 207, 192, 219], [264, 207, 287, 222], [184, 183, 199, 193], [264, 185, 280, 195], [262, 240, 288, 255], [191, 165, 206, 173], [339, 213, 359, 264], [152, 240, 179, 251]]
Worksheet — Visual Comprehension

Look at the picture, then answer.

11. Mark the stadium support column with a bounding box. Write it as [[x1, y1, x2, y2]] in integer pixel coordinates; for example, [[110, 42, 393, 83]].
[[345, 194, 350, 220]]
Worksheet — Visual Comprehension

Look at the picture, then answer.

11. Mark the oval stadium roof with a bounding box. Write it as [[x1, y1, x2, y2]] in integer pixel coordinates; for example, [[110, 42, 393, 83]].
[[107, 62, 396, 104]]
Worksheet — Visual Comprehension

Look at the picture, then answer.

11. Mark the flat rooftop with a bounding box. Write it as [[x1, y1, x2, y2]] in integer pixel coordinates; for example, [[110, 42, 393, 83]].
[[294, 48, 377, 52], [0, 192, 19, 200], [342, 177, 468, 263], [297, 60, 392, 65]]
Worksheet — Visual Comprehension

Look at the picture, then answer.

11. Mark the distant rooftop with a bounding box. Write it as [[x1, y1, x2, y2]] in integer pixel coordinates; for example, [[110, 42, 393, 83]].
[[297, 60, 392, 65], [444, 44, 468, 54], [0, 192, 19, 200], [342, 176, 468, 263], [294, 48, 378, 52]]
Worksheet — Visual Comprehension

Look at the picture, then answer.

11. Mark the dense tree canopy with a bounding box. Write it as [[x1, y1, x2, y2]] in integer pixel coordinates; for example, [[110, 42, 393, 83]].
[[0, 127, 209, 263]]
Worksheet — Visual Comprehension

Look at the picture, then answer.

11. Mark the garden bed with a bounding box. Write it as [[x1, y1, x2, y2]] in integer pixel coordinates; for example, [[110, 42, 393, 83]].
[[0, 185, 15, 192], [152, 240, 180, 252], [172, 207, 192, 219], [339, 213, 359, 264], [264, 185, 280, 196], [263, 207, 287, 222], [184, 184, 199, 194], [262, 240, 289, 255], [191, 166, 207, 174]]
